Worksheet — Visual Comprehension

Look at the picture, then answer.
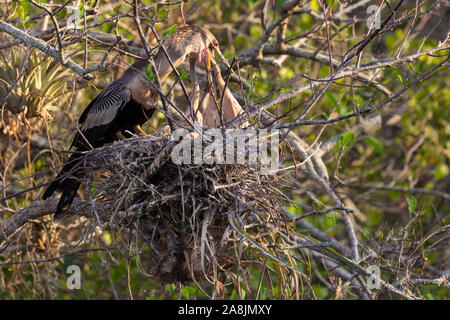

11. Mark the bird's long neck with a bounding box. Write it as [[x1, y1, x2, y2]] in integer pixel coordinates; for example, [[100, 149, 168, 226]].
[[153, 47, 187, 84], [210, 62, 245, 123], [122, 59, 149, 79], [123, 42, 190, 85], [211, 63, 226, 90], [121, 59, 156, 110], [119, 47, 190, 110]]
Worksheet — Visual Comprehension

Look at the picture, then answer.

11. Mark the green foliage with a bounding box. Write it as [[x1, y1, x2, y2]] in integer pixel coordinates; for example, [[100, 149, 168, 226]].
[[364, 136, 385, 155], [1, 0, 448, 301], [162, 24, 178, 38], [333, 131, 355, 158], [434, 163, 449, 181], [145, 64, 155, 82], [178, 66, 190, 81], [406, 195, 417, 215]]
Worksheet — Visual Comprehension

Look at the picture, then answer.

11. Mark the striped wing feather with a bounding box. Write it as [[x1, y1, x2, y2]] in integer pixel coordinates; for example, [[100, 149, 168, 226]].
[[70, 83, 131, 149]]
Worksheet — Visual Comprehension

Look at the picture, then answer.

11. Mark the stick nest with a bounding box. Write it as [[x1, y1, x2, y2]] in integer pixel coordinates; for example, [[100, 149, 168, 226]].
[[78, 132, 295, 284]]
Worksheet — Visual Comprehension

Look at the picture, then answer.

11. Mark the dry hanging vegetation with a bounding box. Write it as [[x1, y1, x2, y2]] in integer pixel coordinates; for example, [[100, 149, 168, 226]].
[[0, 0, 449, 300]]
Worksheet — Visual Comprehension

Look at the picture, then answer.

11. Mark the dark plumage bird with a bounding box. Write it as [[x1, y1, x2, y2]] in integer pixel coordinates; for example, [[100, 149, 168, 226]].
[[43, 25, 220, 216]]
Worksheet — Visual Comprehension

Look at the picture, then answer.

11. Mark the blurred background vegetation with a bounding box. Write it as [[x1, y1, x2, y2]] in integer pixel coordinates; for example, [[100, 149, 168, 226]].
[[0, 0, 449, 299]]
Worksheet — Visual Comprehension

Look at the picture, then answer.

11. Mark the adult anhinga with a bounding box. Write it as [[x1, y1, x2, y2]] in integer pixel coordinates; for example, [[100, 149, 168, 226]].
[[43, 25, 221, 216]]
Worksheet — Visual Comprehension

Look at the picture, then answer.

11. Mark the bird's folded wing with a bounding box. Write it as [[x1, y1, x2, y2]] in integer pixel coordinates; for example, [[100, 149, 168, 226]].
[[69, 83, 131, 150], [79, 84, 131, 131]]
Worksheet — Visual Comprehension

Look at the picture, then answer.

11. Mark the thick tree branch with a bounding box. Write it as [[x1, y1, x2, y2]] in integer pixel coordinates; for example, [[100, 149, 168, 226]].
[[0, 199, 101, 245], [0, 20, 96, 80]]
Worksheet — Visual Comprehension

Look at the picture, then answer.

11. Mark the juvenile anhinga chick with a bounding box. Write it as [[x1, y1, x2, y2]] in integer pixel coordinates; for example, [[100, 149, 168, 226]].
[[43, 25, 220, 216], [201, 60, 246, 128]]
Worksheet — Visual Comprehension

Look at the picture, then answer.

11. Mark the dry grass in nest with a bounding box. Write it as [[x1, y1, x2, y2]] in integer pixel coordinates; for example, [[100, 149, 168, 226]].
[[71, 131, 304, 291]]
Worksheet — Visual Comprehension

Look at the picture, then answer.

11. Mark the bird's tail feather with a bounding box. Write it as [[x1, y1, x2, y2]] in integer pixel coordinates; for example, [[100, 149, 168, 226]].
[[43, 153, 83, 216], [55, 180, 81, 217], [42, 178, 60, 200]]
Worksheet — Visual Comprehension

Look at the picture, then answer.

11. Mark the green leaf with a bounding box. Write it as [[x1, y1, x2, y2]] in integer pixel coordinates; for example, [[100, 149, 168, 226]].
[[145, 64, 155, 82], [162, 24, 178, 38], [223, 49, 234, 60], [406, 195, 417, 214], [157, 9, 168, 20], [180, 286, 207, 299], [78, 2, 84, 19], [165, 283, 175, 291], [434, 163, 449, 181], [178, 67, 189, 80], [18, 1, 30, 22], [340, 132, 355, 148], [325, 91, 338, 106], [180, 71, 189, 80], [333, 139, 341, 158], [364, 136, 385, 155]]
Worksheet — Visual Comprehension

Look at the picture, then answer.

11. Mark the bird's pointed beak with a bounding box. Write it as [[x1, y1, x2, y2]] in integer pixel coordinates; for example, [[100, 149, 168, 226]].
[[206, 49, 211, 71], [213, 47, 231, 69]]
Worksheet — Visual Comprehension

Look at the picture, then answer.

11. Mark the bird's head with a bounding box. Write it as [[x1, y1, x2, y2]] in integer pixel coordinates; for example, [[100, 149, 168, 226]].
[[154, 25, 230, 84], [182, 25, 221, 72], [160, 25, 221, 70], [196, 28, 219, 71]]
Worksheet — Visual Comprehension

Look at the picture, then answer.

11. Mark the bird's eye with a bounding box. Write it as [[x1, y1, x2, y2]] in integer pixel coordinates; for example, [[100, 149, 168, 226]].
[[209, 41, 218, 51]]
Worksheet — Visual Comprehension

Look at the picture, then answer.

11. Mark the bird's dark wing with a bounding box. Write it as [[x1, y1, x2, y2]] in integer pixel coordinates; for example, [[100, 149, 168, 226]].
[[70, 83, 131, 149], [79, 84, 131, 131]]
